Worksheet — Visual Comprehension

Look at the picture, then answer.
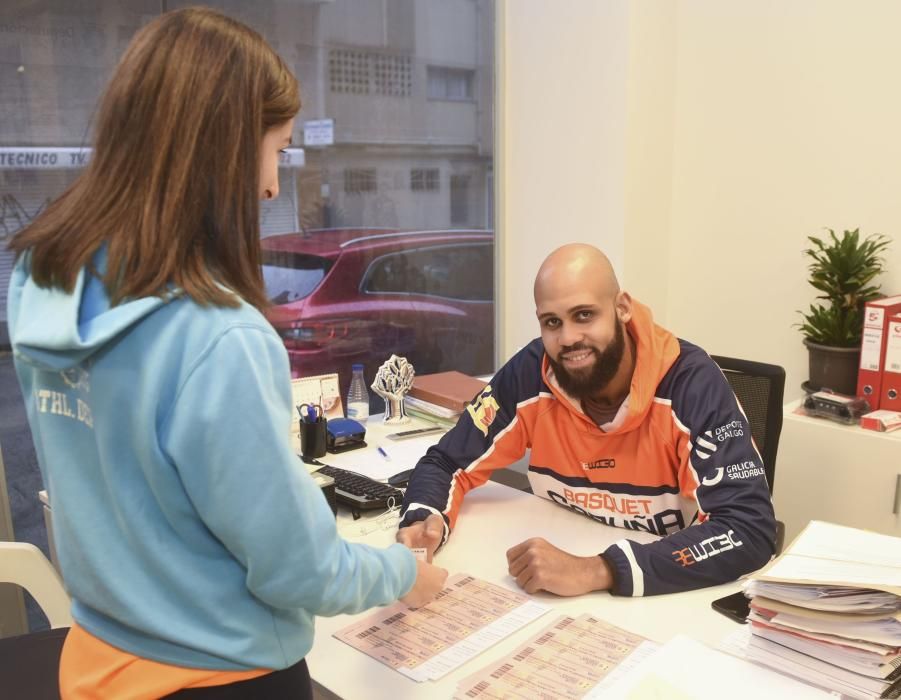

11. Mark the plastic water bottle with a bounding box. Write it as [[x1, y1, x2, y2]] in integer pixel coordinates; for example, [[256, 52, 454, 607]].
[[346, 364, 370, 422]]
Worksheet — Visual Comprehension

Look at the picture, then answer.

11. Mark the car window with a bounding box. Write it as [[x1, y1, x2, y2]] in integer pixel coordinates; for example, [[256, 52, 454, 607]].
[[261, 251, 332, 304], [362, 243, 493, 302]]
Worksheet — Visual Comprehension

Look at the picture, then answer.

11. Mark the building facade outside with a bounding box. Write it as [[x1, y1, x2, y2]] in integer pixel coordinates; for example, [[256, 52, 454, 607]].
[[0, 0, 495, 357]]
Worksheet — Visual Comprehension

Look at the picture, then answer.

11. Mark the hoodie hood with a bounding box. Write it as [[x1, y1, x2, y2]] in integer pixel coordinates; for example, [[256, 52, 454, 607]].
[[8, 248, 169, 372], [542, 298, 680, 433]]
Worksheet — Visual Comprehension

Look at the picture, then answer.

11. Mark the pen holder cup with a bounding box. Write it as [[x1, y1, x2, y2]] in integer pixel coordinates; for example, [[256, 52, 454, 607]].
[[299, 418, 328, 459]]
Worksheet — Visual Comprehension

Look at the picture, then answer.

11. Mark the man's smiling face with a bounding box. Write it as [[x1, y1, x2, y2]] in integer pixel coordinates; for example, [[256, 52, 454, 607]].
[[538, 294, 627, 399]]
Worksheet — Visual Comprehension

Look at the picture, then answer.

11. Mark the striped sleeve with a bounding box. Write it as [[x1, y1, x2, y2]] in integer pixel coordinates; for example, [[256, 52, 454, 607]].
[[601, 343, 777, 596], [400, 341, 545, 539]]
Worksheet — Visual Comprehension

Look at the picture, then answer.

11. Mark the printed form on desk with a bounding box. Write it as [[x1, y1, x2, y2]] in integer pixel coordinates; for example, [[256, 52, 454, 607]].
[[333, 574, 550, 682], [453, 613, 656, 699]]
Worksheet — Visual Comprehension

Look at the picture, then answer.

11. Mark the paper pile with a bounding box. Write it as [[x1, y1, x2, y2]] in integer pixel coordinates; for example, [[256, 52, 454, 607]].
[[742, 521, 901, 699]]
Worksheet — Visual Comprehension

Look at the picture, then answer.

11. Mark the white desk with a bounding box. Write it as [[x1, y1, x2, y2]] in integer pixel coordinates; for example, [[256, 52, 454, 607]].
[[293, 413, 449, 483], [774, 399, 901, 542], [309, 481, 743, 700], [40, 416, 747, 698]]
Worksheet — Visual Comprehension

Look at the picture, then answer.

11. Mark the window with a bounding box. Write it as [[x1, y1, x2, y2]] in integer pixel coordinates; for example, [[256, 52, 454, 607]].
[[2, 0, 495, 637], [261, 251, 332, 304], [343, 168, 376, 194], [329, 49, 412, 97], [373, 54, 413, 97], [410, 168, 439, 192], [363, 243, 493, 302], [450, 175, 471, 225], [329, 49, 370, 94], [427, 66, 475, 101], [2, 0, 496, 389]]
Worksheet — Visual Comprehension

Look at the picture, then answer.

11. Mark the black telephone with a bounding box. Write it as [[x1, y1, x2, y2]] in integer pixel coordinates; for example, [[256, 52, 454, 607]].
[[711, 591, 750, 624]]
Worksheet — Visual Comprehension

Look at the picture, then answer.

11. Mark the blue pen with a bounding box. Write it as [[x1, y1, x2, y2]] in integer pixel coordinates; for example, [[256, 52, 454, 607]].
[[376, 446, 391, 461], [306, 405, 317, 423]]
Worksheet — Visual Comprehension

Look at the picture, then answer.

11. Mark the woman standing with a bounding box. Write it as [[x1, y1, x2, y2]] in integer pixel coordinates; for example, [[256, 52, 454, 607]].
[[7, 8, 446, 698]]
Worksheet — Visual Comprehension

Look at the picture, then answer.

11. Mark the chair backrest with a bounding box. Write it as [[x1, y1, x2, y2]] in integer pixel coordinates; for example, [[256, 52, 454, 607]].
[[0, 542, 71, 699], [710, 355, 786, 496], [0, 542, 71, 631]]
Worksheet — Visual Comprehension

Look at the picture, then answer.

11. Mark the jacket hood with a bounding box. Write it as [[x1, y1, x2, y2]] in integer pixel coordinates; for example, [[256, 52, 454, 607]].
[[542, 298, 680, 433], [7, 248, 169, 372]]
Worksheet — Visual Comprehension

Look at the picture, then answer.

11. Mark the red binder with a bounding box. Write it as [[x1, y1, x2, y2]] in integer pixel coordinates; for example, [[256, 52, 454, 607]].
[[856, 295, 901, 407], [880, 312, 901, 411]]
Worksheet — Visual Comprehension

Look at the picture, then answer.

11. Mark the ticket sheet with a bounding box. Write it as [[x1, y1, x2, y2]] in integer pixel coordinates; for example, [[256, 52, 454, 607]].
[[453, 613, 655, 699], [333, 574, 551, 682]]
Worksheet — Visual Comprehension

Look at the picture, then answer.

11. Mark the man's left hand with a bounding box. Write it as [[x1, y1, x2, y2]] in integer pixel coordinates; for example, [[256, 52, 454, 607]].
[[506, 538, 613, 596]]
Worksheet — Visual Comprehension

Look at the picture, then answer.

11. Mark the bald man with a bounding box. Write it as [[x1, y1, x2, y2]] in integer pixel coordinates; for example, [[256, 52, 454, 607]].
[[398, 244, 776, 597]]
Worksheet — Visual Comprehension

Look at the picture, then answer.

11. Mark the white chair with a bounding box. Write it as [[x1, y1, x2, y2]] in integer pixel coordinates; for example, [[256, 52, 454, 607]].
[[0, 541, 71, 629], [0, 541, 72, 700]]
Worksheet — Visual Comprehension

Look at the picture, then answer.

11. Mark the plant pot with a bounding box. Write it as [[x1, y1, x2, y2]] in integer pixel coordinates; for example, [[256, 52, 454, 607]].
[[803, 339, 860, 395]]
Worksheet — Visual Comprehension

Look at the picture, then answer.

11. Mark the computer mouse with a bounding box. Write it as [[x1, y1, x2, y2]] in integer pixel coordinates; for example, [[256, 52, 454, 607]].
[[387, 469, 414, 487]]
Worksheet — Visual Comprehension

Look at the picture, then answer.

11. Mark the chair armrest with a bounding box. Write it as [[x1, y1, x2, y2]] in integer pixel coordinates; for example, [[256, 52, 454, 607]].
[[0, 542, 71, 629]]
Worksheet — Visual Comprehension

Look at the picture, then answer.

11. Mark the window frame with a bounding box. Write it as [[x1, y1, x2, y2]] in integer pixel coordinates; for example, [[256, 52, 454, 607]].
[[426, 65, 477, 102]]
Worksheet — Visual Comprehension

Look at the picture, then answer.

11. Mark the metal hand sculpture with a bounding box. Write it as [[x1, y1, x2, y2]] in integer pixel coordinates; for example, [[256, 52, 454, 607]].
[[371, 354, 415, 424]]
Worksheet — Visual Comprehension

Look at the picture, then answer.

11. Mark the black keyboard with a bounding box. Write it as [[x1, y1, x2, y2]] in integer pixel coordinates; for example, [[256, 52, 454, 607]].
[[314, 465, 405, 511]]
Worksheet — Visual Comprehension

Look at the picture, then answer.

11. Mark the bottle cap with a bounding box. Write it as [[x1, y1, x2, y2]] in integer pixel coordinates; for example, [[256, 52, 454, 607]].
[[352, 363, 364, 371]]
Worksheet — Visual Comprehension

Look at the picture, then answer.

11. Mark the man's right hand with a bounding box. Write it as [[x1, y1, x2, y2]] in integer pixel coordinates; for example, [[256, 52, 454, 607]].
[[396, 513, 445, 562], [400, 559, 448, 608]]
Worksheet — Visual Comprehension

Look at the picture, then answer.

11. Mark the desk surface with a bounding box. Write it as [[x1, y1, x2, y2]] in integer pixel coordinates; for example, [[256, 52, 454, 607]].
[[294, 413, 448, 482], [309, 481, 742, 699]]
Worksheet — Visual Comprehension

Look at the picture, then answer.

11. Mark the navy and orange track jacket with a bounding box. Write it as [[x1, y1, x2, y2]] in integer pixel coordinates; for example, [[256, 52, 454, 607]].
[[400, 300, 777, 597]]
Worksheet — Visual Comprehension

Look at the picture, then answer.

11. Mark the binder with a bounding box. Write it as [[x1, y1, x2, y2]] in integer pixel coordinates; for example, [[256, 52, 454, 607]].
[[880, 313, 901, 412], [856, 295, 901, 407]]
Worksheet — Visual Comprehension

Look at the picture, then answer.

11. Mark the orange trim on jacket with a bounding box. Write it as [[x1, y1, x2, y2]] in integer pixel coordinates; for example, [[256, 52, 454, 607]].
[[401, 299, 776, 596]]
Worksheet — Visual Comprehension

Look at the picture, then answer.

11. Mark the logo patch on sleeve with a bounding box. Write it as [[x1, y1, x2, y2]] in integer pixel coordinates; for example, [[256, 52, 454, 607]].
[[467, 385, 500, 436], [671, 529, 743, 567]]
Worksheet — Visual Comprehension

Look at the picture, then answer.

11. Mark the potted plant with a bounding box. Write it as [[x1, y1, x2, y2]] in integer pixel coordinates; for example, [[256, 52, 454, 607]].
[[797, 228, 890, 395]]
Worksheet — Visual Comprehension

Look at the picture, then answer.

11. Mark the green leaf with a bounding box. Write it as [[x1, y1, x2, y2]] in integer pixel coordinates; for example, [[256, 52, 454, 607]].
[[796, 228, 890, 346]]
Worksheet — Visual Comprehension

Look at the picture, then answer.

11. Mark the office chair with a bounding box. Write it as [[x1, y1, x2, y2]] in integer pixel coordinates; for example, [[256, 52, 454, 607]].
[[0, 541, 72, 700], [710, 355, 786, 554]]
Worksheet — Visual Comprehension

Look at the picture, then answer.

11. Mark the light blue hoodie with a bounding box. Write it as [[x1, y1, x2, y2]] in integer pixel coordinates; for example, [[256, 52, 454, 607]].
[[7, 248, 416, 670]]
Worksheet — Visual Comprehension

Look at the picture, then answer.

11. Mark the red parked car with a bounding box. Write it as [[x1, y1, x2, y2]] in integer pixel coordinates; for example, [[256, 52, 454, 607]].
[[260, 228, 494, 393]]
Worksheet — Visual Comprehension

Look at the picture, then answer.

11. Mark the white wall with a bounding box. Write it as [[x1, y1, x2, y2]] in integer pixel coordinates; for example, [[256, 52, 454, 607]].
[[497, 0, 629, 362], [501, 1, 901, 401], [626, 0, 901, 400], [623, 0, 678, 319]]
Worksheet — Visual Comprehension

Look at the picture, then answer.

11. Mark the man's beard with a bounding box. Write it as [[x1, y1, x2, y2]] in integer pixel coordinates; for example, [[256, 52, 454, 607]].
[[547, 319, 626, 400]]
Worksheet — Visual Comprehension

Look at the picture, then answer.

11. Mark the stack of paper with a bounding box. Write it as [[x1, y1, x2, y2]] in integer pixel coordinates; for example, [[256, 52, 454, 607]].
[[742, 521, 901, 699], [405, 371, 488, 427], [404, 395, 462, 427]]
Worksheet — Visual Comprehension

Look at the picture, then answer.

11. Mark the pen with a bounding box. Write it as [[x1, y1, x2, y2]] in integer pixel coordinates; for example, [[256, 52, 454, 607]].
[[306, 405, 317, 423], [376, 446, 391, 461]]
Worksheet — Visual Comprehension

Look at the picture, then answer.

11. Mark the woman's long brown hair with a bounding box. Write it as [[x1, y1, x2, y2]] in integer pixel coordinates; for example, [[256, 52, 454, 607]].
[[9, 7, 300, 310]]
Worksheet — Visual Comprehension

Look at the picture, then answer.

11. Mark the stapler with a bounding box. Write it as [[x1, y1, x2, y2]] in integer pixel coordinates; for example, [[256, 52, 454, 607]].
[[326, 417, 367, 453]]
